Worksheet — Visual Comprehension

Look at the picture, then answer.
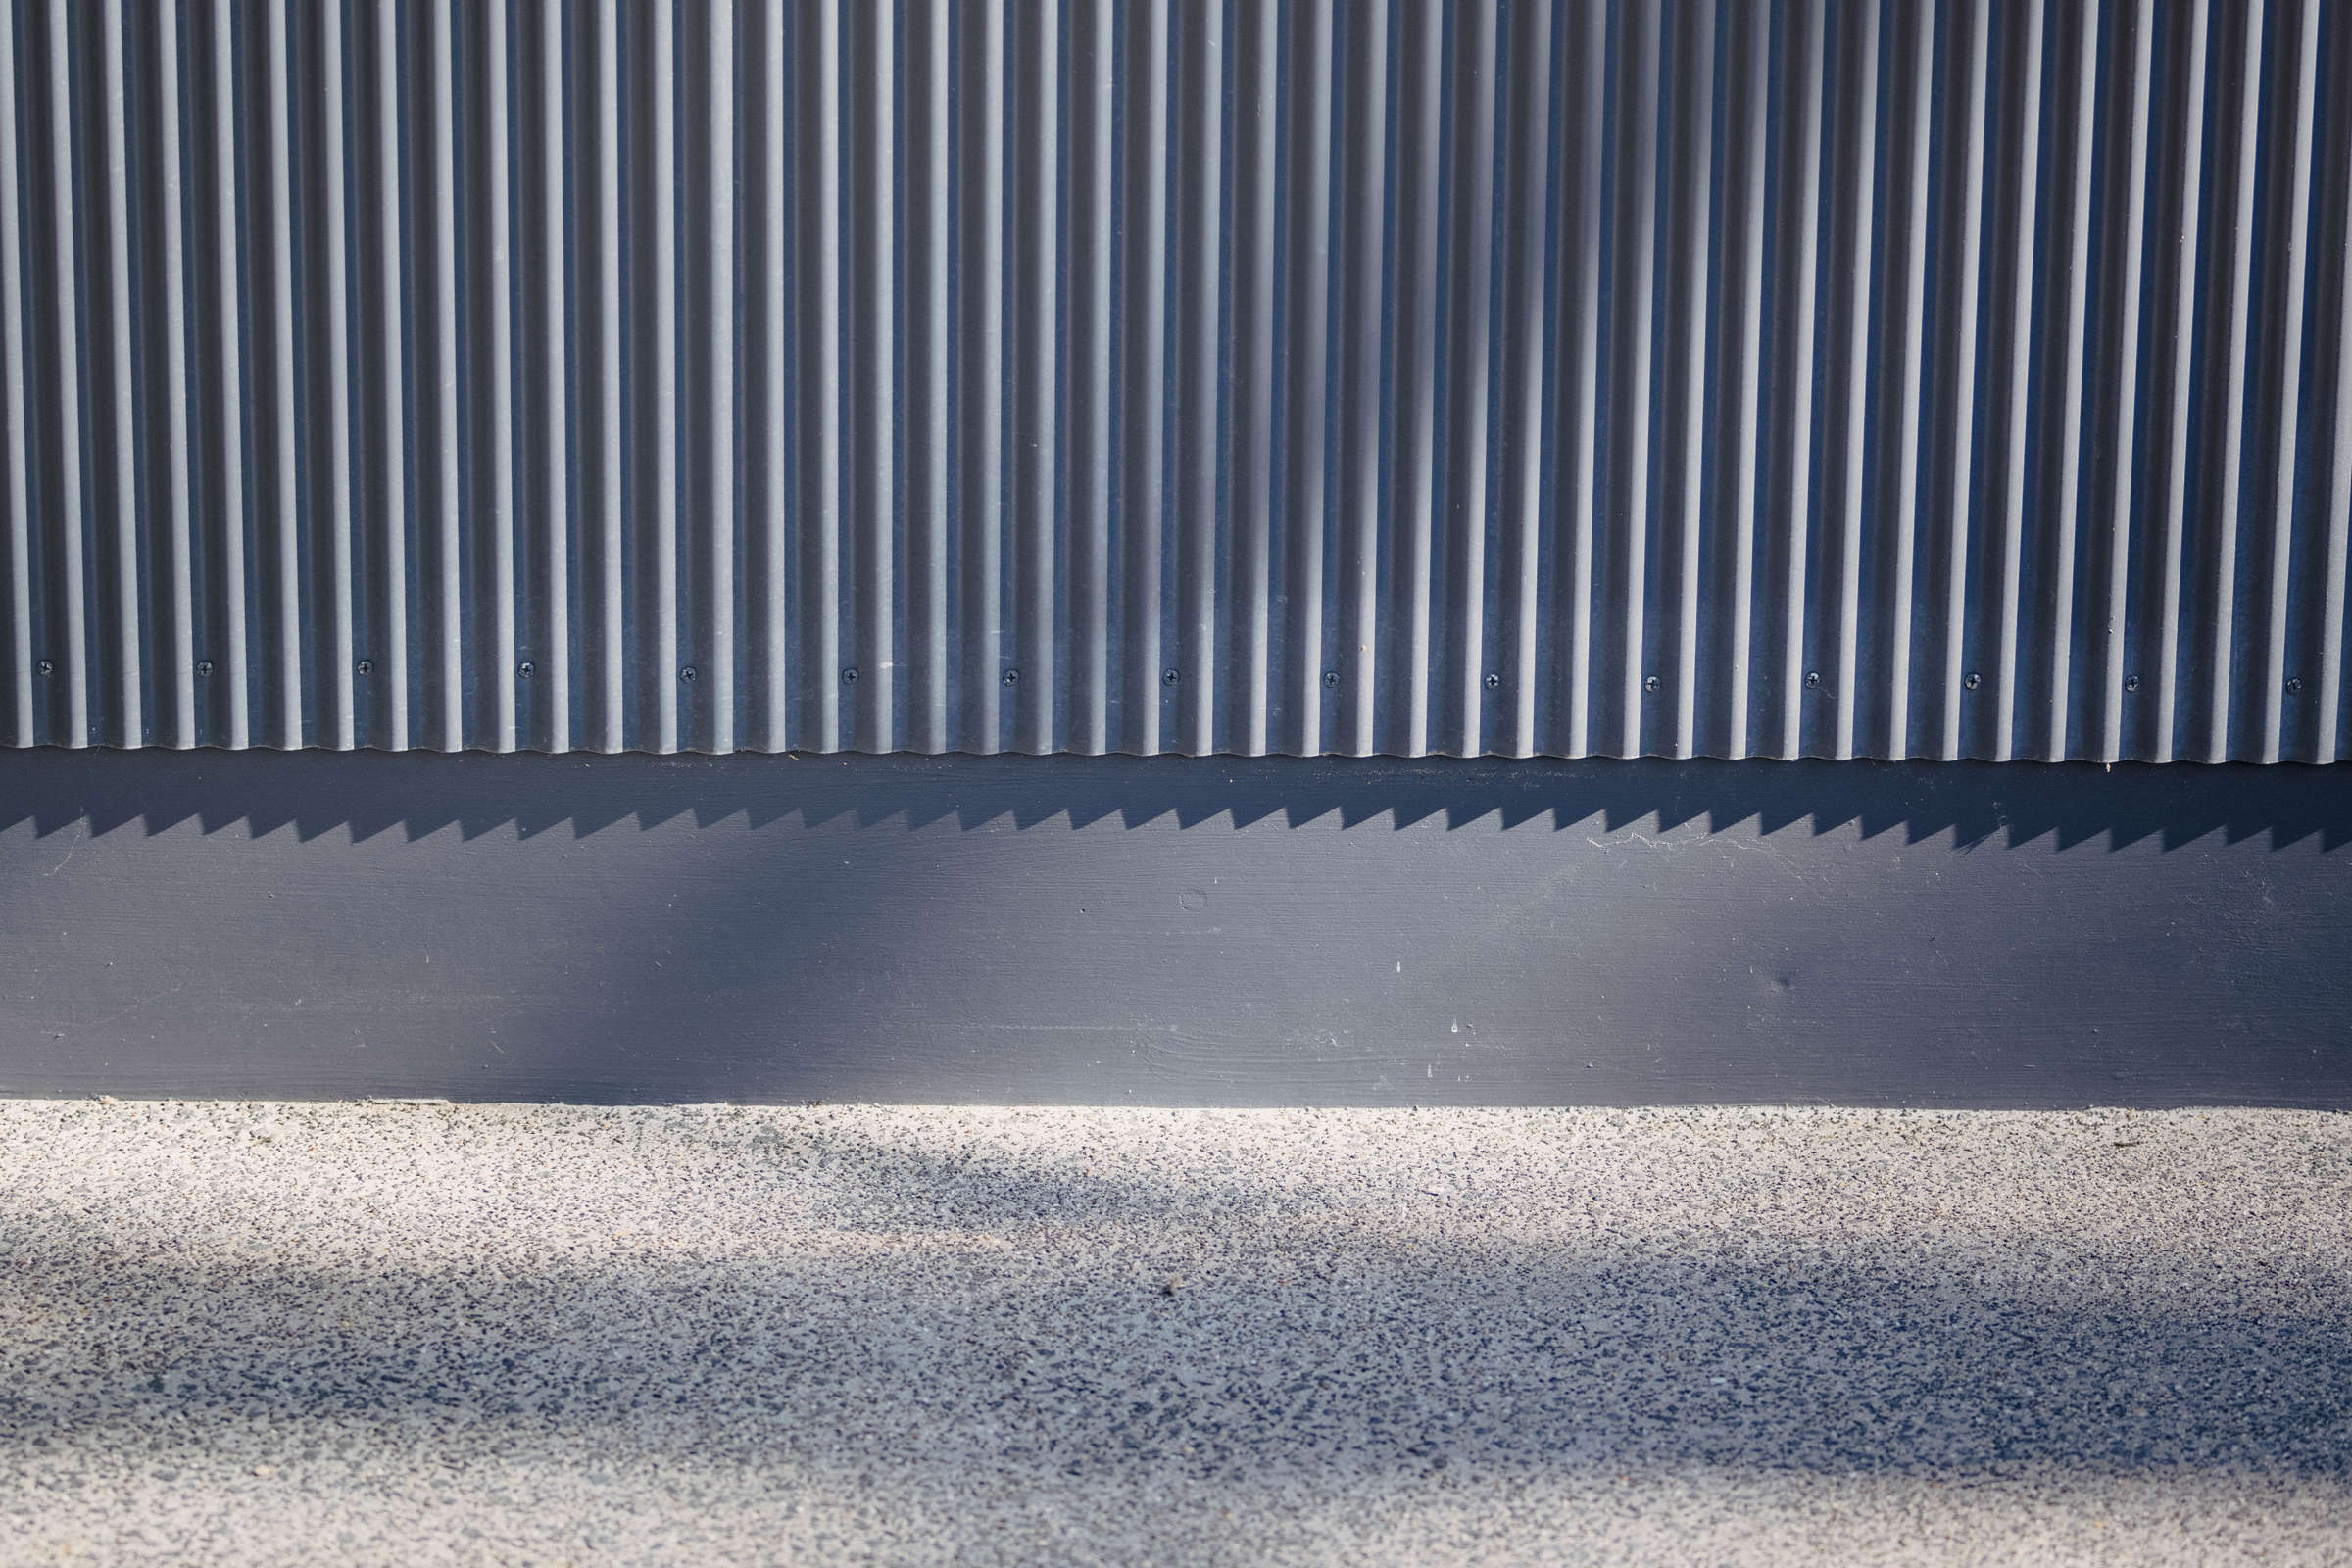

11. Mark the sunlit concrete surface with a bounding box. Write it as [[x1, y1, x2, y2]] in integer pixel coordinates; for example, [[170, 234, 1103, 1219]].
[[1, 1102, 2346, 1566]]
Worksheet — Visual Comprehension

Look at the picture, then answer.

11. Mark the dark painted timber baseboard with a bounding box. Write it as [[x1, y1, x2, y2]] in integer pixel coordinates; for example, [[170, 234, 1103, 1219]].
[[0, 751, 2346, 1107]]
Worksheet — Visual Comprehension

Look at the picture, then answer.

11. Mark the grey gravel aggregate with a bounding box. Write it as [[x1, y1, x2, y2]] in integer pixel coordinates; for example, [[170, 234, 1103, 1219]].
[[1, 1101, 2348, 1566]]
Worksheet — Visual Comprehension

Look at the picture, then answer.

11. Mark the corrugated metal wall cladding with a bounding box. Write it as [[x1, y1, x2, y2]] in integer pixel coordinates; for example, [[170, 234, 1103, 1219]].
[[0, 0, 2347, 762]]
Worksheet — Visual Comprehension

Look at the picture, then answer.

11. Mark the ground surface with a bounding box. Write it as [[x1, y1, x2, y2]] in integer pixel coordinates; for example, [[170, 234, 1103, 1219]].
[[0, 1102, 2347, 1567]]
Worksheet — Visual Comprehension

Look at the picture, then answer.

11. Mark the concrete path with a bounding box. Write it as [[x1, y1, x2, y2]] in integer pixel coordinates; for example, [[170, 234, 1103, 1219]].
[[1, 1102, 2347, 1565]]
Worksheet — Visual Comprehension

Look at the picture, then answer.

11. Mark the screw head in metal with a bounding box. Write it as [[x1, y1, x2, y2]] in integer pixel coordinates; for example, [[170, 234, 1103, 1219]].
[[518, 660, 535, 678], [1484, 672, 1501, 691], [1804, 671, 1821, 689], [196, 660, 214, 677], [1163, 668, 1181, 686], [356, 659, 373, 676], [1642, 674, 1660, 694], [2286, 676, 2303, 696], [1322, 670, 1339, 688], [1002, 668, 1019, 686], [680, 665, 698, 683], [36, 659, 53, 677], [842, 666, 859, 684], [1964, 671, 1981, 691], [2125, 673, 2140, 693]]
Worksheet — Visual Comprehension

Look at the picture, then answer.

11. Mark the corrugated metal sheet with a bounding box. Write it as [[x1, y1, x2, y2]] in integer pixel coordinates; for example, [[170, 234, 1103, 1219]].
[[0, 0, 2348, 762]]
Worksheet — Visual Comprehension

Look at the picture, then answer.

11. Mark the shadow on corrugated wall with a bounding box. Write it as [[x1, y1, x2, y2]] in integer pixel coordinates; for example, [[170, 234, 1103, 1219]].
[[3, 1, 2350, 762], [4, 750, 2351, 849]]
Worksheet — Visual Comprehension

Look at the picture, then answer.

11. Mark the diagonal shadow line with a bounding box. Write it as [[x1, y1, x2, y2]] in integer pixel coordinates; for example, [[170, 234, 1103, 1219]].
[[0, 749, 2348, 852]]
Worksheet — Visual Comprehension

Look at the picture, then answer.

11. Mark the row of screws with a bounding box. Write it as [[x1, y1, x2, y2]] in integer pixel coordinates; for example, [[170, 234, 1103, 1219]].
[[24, 660, 2321, 700]]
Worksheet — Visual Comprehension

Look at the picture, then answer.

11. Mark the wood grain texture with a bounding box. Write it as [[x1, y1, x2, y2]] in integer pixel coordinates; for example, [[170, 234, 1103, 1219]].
[[0, 752, 2346, 1106]]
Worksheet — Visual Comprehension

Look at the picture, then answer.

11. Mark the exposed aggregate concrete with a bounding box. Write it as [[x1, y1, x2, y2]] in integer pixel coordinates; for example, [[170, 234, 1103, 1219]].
[[1, 1102, 2347, 1565]]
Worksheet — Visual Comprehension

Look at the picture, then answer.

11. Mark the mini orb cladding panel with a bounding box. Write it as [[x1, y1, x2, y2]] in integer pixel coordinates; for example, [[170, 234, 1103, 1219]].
[[1, 0, 2347, 762]]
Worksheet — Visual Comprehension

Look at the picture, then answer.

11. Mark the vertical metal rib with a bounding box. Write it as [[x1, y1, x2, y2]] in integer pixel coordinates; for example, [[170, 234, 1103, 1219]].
[[50, 0, 91, 746], [2044, 0, 2098, 760], [544, 0, 572, 752], [761, 0, 789, 751], [2208, 0, 2264, 761], [813, 0, 851, 752], [319, 0, 355, 749], [1398, 0, 1438, 758], [213, 0, 250, 749], [1076, 0, 1112, 753], [1449, 0, 1496, 759], [2325, 77, 2352, 765], [160, 1, 195, 747], [1021, 0, 1055, 753], [1290, 0, 1336, 754], [2259, 0, 2318, 763], [651, 0, 677, 751], [2155, 0, 2209, 763], [1334, 0, 1380, 755], [101, 0, 142, 744], [1886, 0, 1932, 760], [487, 0, 518, 750], [1238, 0, 1277, 756], [1834, 0, 1881, 760], [1133, 0, 1169, 756], [1181, 2, 1223, 755], [1725, 0, 1769, 763], [1940, 0, 1990, 761], [1993, 0, 2045, 761], [1505, 0, 1552, 759], [267, 0, 298, 747], [1670, 0, 1713, 760], [0, 1, 27, 746], [1564, 0, 1601, 755], [433, 0, 463, 751], [975, 0, 1005, 752], [866, 0, 897, 752], [376, 0, 409, 750], [811, 0, 841, 752], [1621, 0, 1661, 760], [918, 0, 948, 751], [706, 0, 732, 753], [1780, 0, 1825, 758], [599, 0, 624, 751], [2098, 0, 2153, 762]]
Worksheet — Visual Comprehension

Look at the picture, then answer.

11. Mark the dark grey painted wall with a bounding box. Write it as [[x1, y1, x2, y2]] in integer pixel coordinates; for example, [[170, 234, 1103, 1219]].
[[1, 751, 2345, 1106]]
